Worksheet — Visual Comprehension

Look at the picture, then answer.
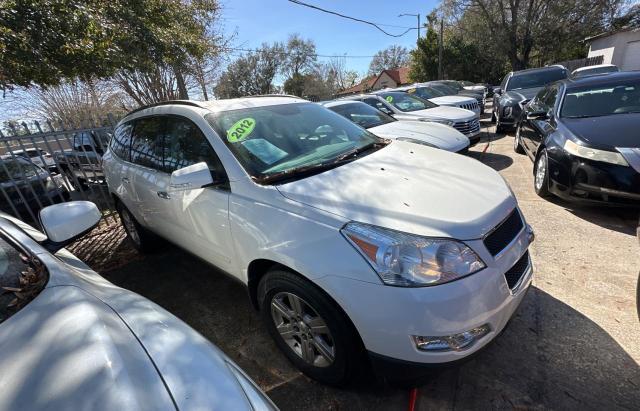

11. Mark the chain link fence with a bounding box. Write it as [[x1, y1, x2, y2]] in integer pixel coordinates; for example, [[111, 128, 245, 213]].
[[0, 115, 121, 228]]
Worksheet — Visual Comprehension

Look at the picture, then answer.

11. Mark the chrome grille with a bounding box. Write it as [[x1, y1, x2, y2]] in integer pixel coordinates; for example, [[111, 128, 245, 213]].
[[452, 118, 480, 136]]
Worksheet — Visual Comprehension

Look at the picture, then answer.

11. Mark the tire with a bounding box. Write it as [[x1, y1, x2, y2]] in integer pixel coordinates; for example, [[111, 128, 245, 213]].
[[491, 109, 496, 123], [514, 125, 525, 154], [115, 201, 161, 253], [258, 269, 363, 386], [496, 122, 507, 133], [534, 149, 552, 198]]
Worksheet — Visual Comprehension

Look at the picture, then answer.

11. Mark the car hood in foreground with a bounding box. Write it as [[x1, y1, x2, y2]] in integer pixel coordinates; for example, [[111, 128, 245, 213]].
[[277, 141, 516, 239], [398, 105, 476, 122], [561, 113, 640, 149], [369, 121, 469, 152]]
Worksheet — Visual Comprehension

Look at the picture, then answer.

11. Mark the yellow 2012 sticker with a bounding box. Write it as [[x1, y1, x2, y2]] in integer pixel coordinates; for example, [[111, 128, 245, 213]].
[[385, 95, 394, 103], [227, 118, 256, 143]]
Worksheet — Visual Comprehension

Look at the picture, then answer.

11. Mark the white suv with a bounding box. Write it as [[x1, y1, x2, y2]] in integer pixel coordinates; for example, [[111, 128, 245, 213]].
[[102, 96, 534, 385]]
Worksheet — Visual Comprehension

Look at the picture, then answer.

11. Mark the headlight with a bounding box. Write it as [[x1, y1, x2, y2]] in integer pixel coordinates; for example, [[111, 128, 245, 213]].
[[563, 139, 628, 166], [226, 361, 277, 411], [422, 118, 454, 127], [341, 222, 485, 287], [395, 137, 438, 148]]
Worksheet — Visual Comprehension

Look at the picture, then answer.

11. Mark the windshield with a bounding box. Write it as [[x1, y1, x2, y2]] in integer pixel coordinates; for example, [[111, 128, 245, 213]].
[[443, 81, 463, 91], [328, 102, 395, 128], [206, 102, 383, 181], [561, 80, 640, 118], [406, 86, 441, 100], [376, 92, 437, 112], [0, 159, 41, 182], [428, 83, 457, 95], [507, 69, 567, 91], [573, 66, 619, 78]]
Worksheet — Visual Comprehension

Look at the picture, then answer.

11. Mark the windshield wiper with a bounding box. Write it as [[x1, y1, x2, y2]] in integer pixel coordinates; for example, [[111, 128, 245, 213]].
[[255, 141, 388, 185]]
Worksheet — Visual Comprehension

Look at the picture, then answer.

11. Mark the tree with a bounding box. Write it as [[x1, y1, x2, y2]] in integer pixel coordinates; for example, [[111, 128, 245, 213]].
[[409, 17, 440, 82], [0, 0, 222, 92], [282, 34, 317, 78], [328, 57, 360, 91], [368, 45, 410, 75], [214, 43, 285, 98]]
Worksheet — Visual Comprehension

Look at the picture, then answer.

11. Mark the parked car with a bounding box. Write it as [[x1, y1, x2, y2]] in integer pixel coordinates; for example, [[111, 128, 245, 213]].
[[322, 100, 471, 151], [341, 91, 481, 142], [102, 97, 534, 385], [425, 81, 486, 113], [492, 65, 569, 132], [571, 64, 619, 78], [0, 201, 277, 411], [391, 85, 481, 116], [459, 80, 488, 96], [0, 156, 69, 222], [54, 130, 112, 189], [514, 71, 640, 205], [12, 147, 57, 172]]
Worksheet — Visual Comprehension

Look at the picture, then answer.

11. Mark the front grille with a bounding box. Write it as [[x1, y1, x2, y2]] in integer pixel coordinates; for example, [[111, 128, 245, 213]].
[[459, 102, 479, 112], [453, 118, 480, 136], [504, 251, 530, 290], [483, 209, 524, 256]]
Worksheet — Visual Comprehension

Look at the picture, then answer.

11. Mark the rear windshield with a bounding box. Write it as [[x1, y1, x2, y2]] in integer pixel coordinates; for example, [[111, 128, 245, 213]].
[[328, 102, 395, 129], [376, 92, 437, 112], [573, 66, 619, 78], [561, 80, 640, 118], [507, 69, 568, 91]]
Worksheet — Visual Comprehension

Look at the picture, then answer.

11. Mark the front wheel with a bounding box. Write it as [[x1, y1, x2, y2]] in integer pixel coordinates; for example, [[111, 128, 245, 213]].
[[514, 125, 525, 154], [534, 149, 551, 198], [116, 202, 161, 253], [259, 269, 363, 386]]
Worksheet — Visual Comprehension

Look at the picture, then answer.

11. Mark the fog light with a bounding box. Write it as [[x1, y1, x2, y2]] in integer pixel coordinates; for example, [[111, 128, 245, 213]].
[[412, 324, 491, 352]]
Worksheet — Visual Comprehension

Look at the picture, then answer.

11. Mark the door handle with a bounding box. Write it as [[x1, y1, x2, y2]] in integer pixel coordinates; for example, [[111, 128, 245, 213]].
[[121, 177, 130, 184], [157, 191, 171, 200]]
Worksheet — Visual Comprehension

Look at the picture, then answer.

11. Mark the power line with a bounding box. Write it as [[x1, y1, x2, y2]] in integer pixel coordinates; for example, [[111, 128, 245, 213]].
[[287, 0, 417, 37], [224, 47, 379, 59]]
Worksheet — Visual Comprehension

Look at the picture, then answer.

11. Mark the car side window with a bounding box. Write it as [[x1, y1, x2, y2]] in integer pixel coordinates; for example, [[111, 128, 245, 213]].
[[110, 122, 134, 161], [130, 116, 165, 170], [542, 87, 559, 113], [162, 116, 227, 180]]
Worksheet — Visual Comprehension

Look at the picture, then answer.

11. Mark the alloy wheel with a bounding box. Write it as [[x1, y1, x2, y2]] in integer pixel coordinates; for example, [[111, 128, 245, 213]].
[[121, 208, 141, 246], [270, 292, 335, 367], [535, 152, 548, 191]]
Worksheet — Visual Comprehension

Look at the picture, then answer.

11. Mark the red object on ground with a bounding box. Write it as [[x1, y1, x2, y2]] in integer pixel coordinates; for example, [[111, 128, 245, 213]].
[[408, 387, 418, 411]]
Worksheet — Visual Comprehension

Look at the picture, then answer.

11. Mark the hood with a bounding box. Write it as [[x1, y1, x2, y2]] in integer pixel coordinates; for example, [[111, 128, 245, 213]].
[[398, 105, 476, 122], [464, 85, 485, 92], [0, 285, 176, 411], [277, 141, 516, 239], [561, 114, 640, 149], [430, 95, 476, 106], [369, 121, 469, 152], [503, 87, 540, 102]]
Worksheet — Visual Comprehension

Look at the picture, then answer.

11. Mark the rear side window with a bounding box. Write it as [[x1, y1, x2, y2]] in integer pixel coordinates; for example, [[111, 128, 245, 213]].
[[110, 122, 134, 161], [130, 117, 165, 170], [162, 116, 226, 178]]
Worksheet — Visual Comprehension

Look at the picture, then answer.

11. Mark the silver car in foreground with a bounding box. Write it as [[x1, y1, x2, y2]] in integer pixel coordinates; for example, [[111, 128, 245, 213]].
[[0, 201, 276, 411]]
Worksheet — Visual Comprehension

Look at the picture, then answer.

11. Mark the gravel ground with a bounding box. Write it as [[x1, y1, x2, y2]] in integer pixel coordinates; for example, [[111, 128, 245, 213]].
[[85, 107, 639, 410]]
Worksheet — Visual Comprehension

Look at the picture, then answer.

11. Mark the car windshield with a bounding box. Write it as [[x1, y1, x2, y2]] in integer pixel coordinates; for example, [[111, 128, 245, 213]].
[[406, 87, 441, 100], [561, 80, 640, 118], [0, 159, 41, 182], [443, 81, 463, 91], [206, 102, 384, 182], [376, 92, 437, 112], [573, 66, 619, 78], [328, 102, 395, 128], [429, 83, 457, 95], [507, 69, 567, 91]]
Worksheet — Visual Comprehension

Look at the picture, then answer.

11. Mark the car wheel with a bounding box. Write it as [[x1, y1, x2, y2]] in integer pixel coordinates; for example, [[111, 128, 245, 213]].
[[514, 125, 525, 154], [491, 109, 496, 123], [259, 269, 363, 386], [534, 149, 551, 198], [116, 201, 160, 253]]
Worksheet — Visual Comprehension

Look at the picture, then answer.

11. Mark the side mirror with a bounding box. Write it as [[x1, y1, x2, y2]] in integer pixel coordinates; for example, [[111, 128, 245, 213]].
[[169, 162, 214, 191], [39, 201, 101, 252], [494, 87, 502, 95], [527, 110, 549, 120]]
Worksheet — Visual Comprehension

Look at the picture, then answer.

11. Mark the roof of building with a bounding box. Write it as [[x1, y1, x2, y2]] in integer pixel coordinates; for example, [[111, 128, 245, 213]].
[[584, 26, 640, 42], [336, 67, 411, 95]]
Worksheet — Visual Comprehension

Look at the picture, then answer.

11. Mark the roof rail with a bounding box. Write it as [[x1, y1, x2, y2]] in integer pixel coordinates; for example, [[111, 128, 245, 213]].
[[249, 94, 304, 99], [125, 100, 205, 117]]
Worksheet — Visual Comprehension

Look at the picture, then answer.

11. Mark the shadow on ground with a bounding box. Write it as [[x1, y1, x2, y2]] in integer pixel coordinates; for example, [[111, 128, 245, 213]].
[[98, 246, 640, 410], [467, 151, 514, 172]]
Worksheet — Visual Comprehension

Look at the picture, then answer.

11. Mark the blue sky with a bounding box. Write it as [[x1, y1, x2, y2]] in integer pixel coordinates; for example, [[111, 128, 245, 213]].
[[220, 0, 439, 75]]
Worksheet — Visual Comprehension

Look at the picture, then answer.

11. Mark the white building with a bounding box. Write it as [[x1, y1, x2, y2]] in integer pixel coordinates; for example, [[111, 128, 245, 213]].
[[586, 27, 640, 71]]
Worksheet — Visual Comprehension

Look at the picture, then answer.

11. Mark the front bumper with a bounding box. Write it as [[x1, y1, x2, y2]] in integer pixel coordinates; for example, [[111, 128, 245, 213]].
[[548, 152, 640, 206], [315, 218, 533, 368]]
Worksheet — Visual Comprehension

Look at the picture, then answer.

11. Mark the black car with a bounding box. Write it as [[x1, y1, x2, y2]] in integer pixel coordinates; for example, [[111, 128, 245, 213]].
[[514, 71, 640, 206], [493, 66, 568, 133], [0, 156, 70, 221]]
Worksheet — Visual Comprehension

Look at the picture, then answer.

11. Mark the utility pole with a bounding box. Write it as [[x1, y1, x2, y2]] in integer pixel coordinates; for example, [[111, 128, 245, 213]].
[[438, 18, 443, 80], [399, 13, 420, 42]]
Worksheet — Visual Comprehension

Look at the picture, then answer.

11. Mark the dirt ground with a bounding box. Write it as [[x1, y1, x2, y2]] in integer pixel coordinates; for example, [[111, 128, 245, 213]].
[[77, 107, 640, 410]]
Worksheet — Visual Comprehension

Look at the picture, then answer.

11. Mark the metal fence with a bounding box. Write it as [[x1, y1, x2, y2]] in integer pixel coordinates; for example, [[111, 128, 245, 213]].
[[0, 115, 120, 228]]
